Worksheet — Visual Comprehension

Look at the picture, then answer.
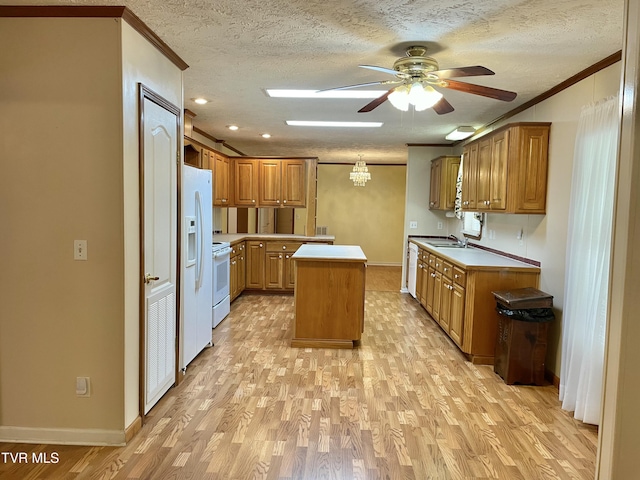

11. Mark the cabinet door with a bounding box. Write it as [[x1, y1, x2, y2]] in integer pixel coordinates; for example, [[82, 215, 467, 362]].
[[416, 253, 424, 302], [449, 283, 465, 347], [476, 138, 492, 210], [432, 271, 442, 322], [265, 252, 284, 289], [420, 260, 429, 308], [444, 157, 461, 210], [230, 253, 239, 300], [282, 160, 306, 207], [429, 160, 441, 209], [259, 160, 281, 206], [234, 159, 259, 206], [284, 253, 296, 289], [238, 252, 246, 293], [245, 241, 265, 289], [513, 125, 550, 213], [213, 153, 230, 206], [440, 278, 452, 332], [490, 129, 509, 211], [462, 144, 478, 210]]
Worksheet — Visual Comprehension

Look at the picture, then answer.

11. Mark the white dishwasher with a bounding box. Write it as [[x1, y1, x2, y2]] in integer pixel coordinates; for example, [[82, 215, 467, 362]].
[[408, 242, 418, 298]]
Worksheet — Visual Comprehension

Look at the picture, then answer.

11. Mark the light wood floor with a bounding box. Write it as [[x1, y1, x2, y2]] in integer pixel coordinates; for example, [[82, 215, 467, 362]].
[[0, 267, 597, 480]]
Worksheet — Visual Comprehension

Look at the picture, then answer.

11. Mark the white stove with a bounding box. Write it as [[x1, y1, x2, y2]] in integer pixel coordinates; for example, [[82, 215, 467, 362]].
[[212, 241, 231, 327]]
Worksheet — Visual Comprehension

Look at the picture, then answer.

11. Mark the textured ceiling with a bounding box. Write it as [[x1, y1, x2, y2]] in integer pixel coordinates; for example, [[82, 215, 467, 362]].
[[4, 0, 624, 163]]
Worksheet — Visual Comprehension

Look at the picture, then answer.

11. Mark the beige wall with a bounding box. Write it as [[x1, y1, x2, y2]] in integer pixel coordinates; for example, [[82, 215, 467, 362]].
[[316, 164, 407, 265], [0, 18, 125, 439], [0, 16, 183, 444]]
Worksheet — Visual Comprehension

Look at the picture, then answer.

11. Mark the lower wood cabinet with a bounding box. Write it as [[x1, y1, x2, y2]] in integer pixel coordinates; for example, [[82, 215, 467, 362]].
[[409, 241, 540, 364], [232, 238, 333, 300], [230, 241, 246, 301]]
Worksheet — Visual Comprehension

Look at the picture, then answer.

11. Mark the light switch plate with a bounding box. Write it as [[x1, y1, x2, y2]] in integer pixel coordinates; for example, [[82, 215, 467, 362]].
[[409, 221, 418, 229], [76, 376, 90, 397], [74, 240, 88, 260]]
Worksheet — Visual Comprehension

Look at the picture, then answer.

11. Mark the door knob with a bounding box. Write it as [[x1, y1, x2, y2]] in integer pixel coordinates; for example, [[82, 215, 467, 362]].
[[144, 273, 159, 284]]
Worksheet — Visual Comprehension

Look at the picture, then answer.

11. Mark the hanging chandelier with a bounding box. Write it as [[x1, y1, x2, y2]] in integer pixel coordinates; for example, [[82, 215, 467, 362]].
[[350, 154, 371, 186]]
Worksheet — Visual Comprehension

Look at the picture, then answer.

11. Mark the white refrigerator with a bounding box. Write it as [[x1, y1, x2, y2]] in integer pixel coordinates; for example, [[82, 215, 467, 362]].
[[180, 165, 213, 371]]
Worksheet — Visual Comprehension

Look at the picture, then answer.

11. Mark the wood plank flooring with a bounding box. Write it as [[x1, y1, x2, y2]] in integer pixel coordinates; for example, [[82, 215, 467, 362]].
[[0, 267, 597, 479]]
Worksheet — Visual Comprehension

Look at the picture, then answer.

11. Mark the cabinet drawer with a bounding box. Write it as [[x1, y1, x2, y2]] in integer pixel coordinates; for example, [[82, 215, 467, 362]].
[[266, 241, 303, 252], [453, 267, 466, 287], [230, 241, 245, 255], [434, 256, 444, 274], [426, 253, 435, 268], [442, 261, 454, 279]]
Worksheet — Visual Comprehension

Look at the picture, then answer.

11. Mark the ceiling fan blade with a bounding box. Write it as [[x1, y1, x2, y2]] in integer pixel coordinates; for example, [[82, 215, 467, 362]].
[[432, 97, 455, 115], [359, 65, 406, 77], [441, 79, 517, 101], [317, 80, 400, 92], [432, 66, 495, 78], [357, 88, 395, 113]]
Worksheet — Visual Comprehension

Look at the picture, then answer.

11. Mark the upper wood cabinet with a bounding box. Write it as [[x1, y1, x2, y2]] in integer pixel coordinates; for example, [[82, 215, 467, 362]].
[[234, 158, 259, 206], [213, 152, 231, 207], [259, 159, 306, 207], [462, 122, 551, 214], [429, 155, 461, 210]]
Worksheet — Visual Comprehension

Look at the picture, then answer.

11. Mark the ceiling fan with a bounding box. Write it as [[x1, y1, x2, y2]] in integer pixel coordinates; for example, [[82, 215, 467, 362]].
[[323, 45, 517, 114]]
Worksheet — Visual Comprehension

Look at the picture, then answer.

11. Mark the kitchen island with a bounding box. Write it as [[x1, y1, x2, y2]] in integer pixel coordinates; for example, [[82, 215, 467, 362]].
[[291, 244, 367, 348]]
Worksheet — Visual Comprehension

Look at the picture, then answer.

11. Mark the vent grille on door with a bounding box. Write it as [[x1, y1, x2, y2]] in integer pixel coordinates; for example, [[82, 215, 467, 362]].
[[316, 226, 328, 235]]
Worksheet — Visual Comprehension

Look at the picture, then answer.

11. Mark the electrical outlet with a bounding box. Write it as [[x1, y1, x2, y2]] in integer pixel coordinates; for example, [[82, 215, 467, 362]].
[[409, 221, 418, 229], [74, 240, 88, 260], [76, 377, 90, 397], [437, 222, 443, 230]]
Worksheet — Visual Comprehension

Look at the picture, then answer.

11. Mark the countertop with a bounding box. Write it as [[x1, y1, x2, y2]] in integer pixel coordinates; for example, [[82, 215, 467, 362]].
[[292, 244, 367, 262], [410, 238, 539, 271], [213, 233, 335, 243]]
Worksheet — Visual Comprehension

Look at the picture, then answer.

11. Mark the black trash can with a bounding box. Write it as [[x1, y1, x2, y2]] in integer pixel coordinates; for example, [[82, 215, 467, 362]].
[[491, 287, 555, 385]]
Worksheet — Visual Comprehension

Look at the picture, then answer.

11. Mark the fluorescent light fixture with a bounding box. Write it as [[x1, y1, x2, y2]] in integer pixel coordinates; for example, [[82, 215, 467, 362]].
[[445, 126, 476, 141], [286, 120, 383, 128], [267, 89, 386, 99], [193, 98, 208, 105], [227, 125, 239, 131]]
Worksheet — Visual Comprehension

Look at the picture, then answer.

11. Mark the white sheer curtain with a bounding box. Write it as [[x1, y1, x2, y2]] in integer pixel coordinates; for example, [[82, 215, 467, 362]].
[[559, 95, 619, 425]]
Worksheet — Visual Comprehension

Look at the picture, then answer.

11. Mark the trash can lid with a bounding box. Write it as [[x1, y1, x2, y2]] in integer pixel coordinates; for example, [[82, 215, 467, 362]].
[[492, 287, 553, 309]]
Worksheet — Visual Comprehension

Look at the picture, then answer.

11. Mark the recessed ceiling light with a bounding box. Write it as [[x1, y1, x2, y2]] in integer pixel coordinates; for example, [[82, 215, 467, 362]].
[[261, 133, 271, 138], [266, 89, 386, 99], [227, 125, 239, 131], [286, 120, 383, 128], [193, 98, 208, 105]]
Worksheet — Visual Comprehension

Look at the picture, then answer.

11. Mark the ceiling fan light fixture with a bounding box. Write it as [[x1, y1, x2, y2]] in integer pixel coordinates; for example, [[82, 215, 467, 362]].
[[388, 86, 410, 111], [409, 83, 443, 111], [445, 126, 476, 141]]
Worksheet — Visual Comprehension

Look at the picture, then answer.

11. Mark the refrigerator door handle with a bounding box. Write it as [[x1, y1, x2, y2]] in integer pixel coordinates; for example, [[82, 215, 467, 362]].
[[195, 190, 205, 290]]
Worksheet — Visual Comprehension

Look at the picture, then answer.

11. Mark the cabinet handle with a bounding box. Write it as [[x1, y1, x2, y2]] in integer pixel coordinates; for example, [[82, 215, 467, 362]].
[[431, 273, 436, 278], [232, 260, 236, 265], [252, 199, 255, 203], [259, 243, 263, 247], [463, 201, 469, 206], [277, 199, 280, 204], [282, 245, 286, 250], [240, 256, 244, 260], [279, 254, 282, 259], [286, 255, 290, 259], [283, 199, 287, 204], [485, 200, 490, 205], [222, 198, 227, 203], [418, 264, 423, 269], [436, 263, 440, 267], [454, 274, 460, 279], [444, 267, 448, 272]]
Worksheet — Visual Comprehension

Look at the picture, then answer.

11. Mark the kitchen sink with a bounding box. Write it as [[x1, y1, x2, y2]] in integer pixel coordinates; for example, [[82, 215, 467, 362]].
[[435, 244, 465, 248]]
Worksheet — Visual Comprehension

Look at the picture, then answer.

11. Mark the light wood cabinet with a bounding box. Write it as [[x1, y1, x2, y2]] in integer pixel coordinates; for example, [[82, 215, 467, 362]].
[[409, 240, 540, 364], [213, 152, 231, 206], [234, 158, 259, 206], [259, 159, 306, 207], [230, 241, 245, 301], [429, 156, 461, 210], [245, 240, 265, 289], [462, 122, 550, 214], [265, 241, 303, 290]]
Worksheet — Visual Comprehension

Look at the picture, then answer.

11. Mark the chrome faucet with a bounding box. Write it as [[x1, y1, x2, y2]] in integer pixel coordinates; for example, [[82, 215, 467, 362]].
[[449, 235, 468, 248]]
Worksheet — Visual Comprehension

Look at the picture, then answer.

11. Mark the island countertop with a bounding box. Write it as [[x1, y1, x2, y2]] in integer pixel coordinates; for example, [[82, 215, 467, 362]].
[[292, 244, 367, 262]]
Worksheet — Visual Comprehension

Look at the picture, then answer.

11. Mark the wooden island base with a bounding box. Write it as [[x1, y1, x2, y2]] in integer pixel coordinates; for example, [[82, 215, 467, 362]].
[[291, 245, 367, 349]]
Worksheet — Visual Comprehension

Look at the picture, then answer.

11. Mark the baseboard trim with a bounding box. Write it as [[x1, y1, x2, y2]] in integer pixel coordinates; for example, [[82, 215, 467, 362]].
[[545, 369, 560, 389], [124, 416, 142, 443], [0, 425, 126, 446]]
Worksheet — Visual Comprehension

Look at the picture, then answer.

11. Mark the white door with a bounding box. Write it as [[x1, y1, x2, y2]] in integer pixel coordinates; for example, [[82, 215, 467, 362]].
[[141, 89, 179, 415]]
